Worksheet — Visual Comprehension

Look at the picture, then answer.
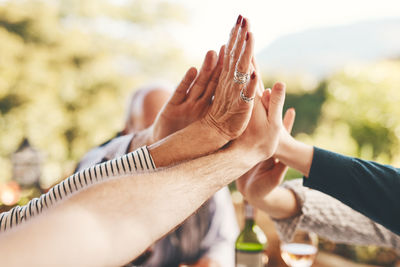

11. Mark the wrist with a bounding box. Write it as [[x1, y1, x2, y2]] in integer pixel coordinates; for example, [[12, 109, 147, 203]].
[[275, 136, 314, 177], [148, 119, 229, 168], [128, 127, 155, 152], [198, 118, 229, 149], [274, 130, 294, 160], [201, 114, 234, 143]]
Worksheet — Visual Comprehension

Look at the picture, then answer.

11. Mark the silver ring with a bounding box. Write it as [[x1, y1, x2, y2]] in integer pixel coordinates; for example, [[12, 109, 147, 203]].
[[240, 88, 254, 103], [234, 69, 250, 84]]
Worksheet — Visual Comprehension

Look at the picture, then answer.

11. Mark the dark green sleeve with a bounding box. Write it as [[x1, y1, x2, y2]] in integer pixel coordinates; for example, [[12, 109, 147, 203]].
[[303, 147, 400, 235]]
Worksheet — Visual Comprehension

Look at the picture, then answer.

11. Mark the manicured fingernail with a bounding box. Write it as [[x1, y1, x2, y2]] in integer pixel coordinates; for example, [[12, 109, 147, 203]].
[[246, 32, 249, 41], [265, 87, 271, 91], [251, 71, 256, 79], [236, 15, 242, 25], [241, 18, 247, 28]]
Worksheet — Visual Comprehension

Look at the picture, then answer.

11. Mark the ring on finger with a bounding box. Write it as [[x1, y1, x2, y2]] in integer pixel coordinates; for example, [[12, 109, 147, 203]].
[[240, 87, 254, 103], [234, 68, 250, 84]]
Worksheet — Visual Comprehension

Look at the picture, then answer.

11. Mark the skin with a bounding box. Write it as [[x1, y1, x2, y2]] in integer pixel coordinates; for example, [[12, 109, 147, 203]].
[[122, 57, 223, 266], [138, 16, 259, 168], [0, 53, 288, 267], [0, 16, 292, 267], [236, 80, 314, 220], [236, 108, 302, 219], [129, 48, 224, 151]]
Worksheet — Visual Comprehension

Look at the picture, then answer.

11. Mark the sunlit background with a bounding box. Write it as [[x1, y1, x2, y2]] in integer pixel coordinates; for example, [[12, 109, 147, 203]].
[[0, 0, 399, 265]]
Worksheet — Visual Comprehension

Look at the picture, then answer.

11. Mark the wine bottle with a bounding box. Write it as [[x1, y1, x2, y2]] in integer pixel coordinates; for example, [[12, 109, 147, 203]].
[[235, 202, 268, 267]]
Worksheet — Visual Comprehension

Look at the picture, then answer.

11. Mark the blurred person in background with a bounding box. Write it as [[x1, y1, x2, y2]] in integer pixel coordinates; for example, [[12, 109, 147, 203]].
[[76, 69, 238, 267]]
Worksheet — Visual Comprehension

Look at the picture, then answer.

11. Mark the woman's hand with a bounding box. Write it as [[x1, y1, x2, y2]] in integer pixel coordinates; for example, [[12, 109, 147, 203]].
[[236, 108, 296, 204], [201, 16, 258, 142], [150, 48, 224, 144], [231, 81, 287, 166]]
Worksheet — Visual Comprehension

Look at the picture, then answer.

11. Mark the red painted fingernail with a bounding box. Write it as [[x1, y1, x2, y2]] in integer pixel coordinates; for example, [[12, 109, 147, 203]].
[[251, 71, 256, 79], [241, 18, 247, 28], [246, 32, 249, 41], [236, 15, 242, 25]]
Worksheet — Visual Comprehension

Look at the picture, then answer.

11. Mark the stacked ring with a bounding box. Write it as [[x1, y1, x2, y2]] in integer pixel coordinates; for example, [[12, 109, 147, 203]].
[[233, 69, 250, 84]]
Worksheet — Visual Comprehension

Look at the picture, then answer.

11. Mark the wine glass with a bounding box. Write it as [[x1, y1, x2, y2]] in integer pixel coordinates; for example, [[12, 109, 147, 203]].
[[280, 230, 318, 267]]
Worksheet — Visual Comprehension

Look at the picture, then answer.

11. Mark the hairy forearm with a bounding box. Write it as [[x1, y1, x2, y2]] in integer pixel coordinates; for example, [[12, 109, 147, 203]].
[[0, 146, 258, 267], [275, 136, 314, 177]]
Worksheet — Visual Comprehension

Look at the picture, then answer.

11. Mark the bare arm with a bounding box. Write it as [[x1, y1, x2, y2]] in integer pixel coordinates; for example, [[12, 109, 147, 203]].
[[0, 144, 259, 267], [0, 16, 273, 267]]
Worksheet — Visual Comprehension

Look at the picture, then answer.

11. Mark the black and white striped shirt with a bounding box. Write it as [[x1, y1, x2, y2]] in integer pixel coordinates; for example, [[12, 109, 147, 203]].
[[0, 146, 155, 232]]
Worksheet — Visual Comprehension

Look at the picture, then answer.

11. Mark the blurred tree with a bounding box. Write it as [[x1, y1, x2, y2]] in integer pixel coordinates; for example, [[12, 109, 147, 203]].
[[310, 60, 400, 162], [0, 0, 188, 186]]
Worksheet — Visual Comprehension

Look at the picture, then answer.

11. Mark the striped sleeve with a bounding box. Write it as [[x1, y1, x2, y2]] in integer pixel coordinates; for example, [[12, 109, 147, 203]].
[[0, 146, 156, 233]]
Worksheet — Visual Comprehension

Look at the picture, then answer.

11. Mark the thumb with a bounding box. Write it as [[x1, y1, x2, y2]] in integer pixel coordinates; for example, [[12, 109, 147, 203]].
[[283, 108, 296, 134], [269, 82, 286, 123]]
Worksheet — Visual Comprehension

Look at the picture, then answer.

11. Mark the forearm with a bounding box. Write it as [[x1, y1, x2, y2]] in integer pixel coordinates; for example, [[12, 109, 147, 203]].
[[251, 187, 300, 220], [276, 135, 400, 235], [0, 147, 154, 233], [0, 146, 258, 267], [275, 136, 314, 177], [273, 180, 400, 252], [148, 120, 227, 167], [304, 147, 400, 235]]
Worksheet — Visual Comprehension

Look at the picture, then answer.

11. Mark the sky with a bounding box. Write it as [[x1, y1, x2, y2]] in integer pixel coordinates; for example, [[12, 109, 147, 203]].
[[166, 0, 400, 61]]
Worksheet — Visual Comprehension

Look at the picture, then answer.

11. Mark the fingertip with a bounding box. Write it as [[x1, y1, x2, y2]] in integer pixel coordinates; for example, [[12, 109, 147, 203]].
[[187, 67, 198, 80], [205, 50, 217, 61], [241, 17, 250, 30], [220, 45, 226, 54], [246, 71, 258, 96], [202, 50, 218, 72], [246, 31, 253, 41], [261, 88, 271, 109], [273, 82, 286, 91], [263, 88, 271, 96], [251, 70, 256, 80]]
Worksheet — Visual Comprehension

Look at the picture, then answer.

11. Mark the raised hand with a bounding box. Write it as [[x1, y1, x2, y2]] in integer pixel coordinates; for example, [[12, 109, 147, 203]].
[[150, 48, 224, 144], [231, 80, 288, 167], [201, 15, 258, 142], [236, 108, 296, 204]]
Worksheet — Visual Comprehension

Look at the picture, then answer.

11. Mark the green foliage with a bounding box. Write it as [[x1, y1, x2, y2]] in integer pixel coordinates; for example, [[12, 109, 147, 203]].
[[314, 61, 400, 162], [0, 0, 187, 186]]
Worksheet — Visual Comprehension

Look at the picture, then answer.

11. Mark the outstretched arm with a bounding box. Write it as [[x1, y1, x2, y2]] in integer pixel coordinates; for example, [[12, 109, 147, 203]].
[[0, 139, 260, 267], [275, 129, 400, 235], [0, 74, 287, 266], [272, 180, 400, 252], [0, 14, 256, 235], [0, 16, 284, 267]]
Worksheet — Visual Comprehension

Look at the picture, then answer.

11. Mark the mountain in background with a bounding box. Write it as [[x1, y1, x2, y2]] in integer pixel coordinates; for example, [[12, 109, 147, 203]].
[[257, 18, 400, 78]]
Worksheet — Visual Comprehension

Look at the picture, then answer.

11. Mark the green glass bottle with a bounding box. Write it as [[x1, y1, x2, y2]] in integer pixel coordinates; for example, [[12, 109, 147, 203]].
[[235, 202, 268, 267]]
